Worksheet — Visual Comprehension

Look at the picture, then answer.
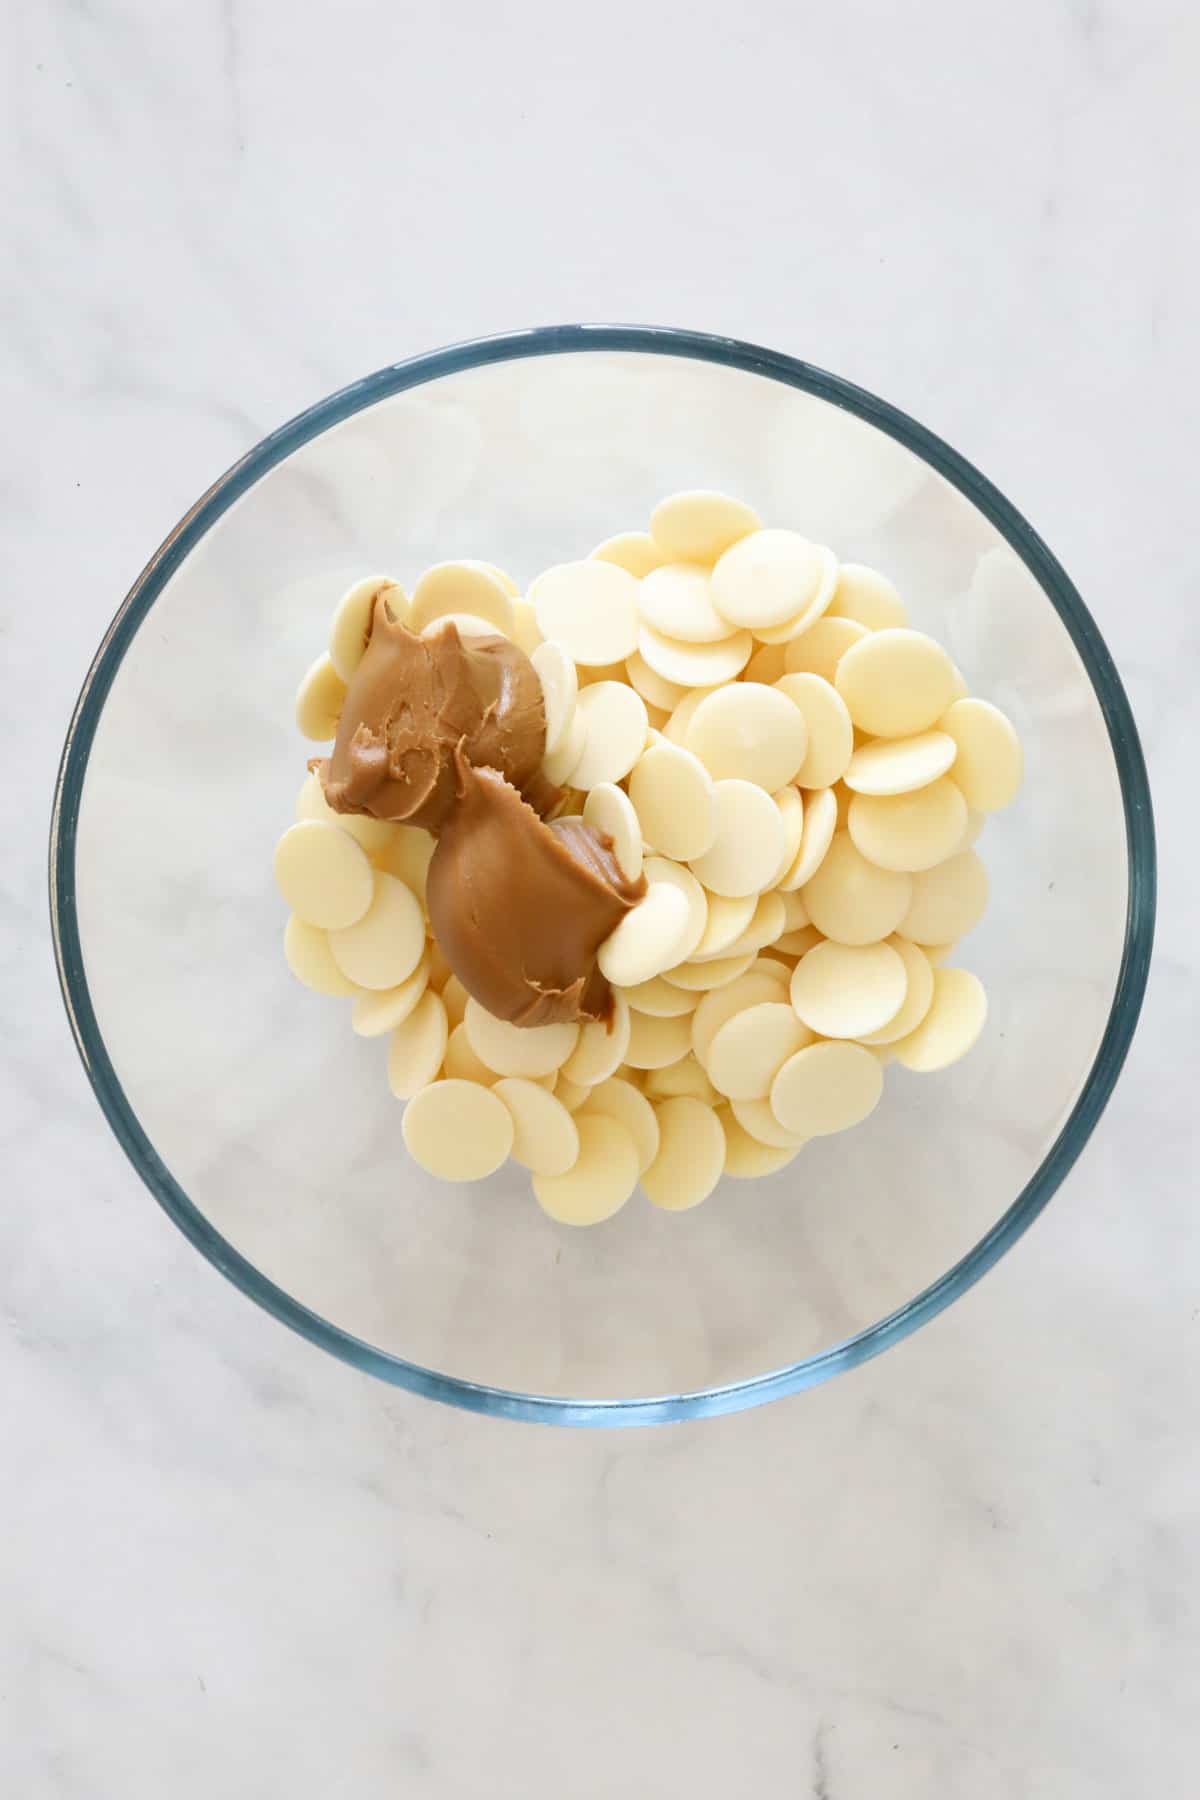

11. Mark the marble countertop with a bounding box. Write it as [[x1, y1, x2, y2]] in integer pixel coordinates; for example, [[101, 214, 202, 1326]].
[[4, 2, 1194, 1793]]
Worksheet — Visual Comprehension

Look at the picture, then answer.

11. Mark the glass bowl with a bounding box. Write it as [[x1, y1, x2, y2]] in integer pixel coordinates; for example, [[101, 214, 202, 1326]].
[[50, 326, 1155, 1425]]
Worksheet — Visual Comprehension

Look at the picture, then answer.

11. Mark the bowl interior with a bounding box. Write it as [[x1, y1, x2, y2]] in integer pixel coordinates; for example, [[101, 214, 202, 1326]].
[[62, 337, 1143, 1416]]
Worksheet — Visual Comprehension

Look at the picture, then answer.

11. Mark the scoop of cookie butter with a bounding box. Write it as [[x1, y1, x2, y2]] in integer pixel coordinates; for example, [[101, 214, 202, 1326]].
[[318, 595, 645, 1026], [427, 756, 647, 1026], [319, 597, 559, 829]]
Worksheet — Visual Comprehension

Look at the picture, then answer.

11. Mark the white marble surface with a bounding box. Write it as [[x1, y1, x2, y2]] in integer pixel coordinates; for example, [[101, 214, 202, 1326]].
[[3, 1, 1195, 1793]]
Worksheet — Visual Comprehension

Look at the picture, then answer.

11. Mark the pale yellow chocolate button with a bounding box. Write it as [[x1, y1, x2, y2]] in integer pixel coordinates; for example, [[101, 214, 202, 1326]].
[[295, 771, 396, 855], [619, 974, 699, 1018], [508, 597, 543, 657], [350, 948, 432, 1036], [533, 1113, 638, 1226], [295, 654, 347, 742], [643, 856, 708, 960], [691, 964, 790, 1065], [744, 641, 788, 685], [375, 824, 435, 903], [891, 967, 987, 1071], [530, 559, 640, 666], [723, 890, 787, 960], [642, 1053, 719, 1106], [720, 1113, 803, 1179], [637, 621, 753, 688], [410, 561, 514, 636], [835, 629, 958, 737], [940, 698, 1023, 811], [783, 616, 869, 683], [778, 784, 838, 891], [710, 528, 826, 629], [789, 940, 907, 1038], [329, 576, 406, 682], [598, 882, 692, 987], [530, 640, 578, 755], [662, 685, 716, 745], [642, 1096, 726, 1211], [553, 1074, 592, 1112], [858, 936, 935, 1045], [562, 992, 631, 1087], [441, 975, 469, 1031], [749, 547, 840, 644], [650, 490, 762, 563], [582, 783, 643, 883], [580, 1078, 660, 1174], [660, 951, 756, 991], [844, 731, 958, 796], [542, 705, 587, 786], [444, 1021, 498, 1083], [769, 787, 805, 885], [706, 1002, 812, 1100], [899, 849, 989, 944], [590, 532, 669, 578], [464, 997, 579, 1078], [628, 741, 716, 862], [283, 915, 359, 996], [729, 1097, 808, 1151], [274, 820, 375, 930], [827, 563, 907, 630], [625, 651, 688, 712], [922, 941, 957, 966], [401, 1076, 513, 1178], [570, 681, 648, 788], [387, 990, 450, 1100], [849, 778, 968, 874], [691, 891, 757, 960], [770, 1040, 883, 1137], [492, 1077, 580, 1176], [639, 563, 739, 644], [329, 871, 425, 988], [775, 674, 854, 789], [625, 1009, 694, 1070], [688, 780, 786, 897], [684, 683, 808, 791], [801, 832, 912, 945]]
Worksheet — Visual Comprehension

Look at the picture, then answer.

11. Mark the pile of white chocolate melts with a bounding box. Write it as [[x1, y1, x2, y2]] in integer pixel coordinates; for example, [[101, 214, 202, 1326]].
[[275, 491, 1022, 1225]]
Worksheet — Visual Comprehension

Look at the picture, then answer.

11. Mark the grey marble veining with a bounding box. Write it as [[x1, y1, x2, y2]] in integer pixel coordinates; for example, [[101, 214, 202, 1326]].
[[2, 1, 1195, 1794]]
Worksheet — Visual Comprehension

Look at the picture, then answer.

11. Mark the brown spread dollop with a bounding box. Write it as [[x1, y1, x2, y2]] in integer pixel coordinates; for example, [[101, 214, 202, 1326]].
[[318, 600, 645, 1025], [426, 755, 646, 1025], [319, 598, 559, 829]]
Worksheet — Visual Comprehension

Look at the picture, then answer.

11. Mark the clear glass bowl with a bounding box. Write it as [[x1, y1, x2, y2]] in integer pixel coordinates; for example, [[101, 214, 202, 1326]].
[[50, 326, 1155, 1425]]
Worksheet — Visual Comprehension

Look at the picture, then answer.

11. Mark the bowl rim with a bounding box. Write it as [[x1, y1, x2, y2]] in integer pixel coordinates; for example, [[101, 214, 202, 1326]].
[[49, 323, 1156, 1426]]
